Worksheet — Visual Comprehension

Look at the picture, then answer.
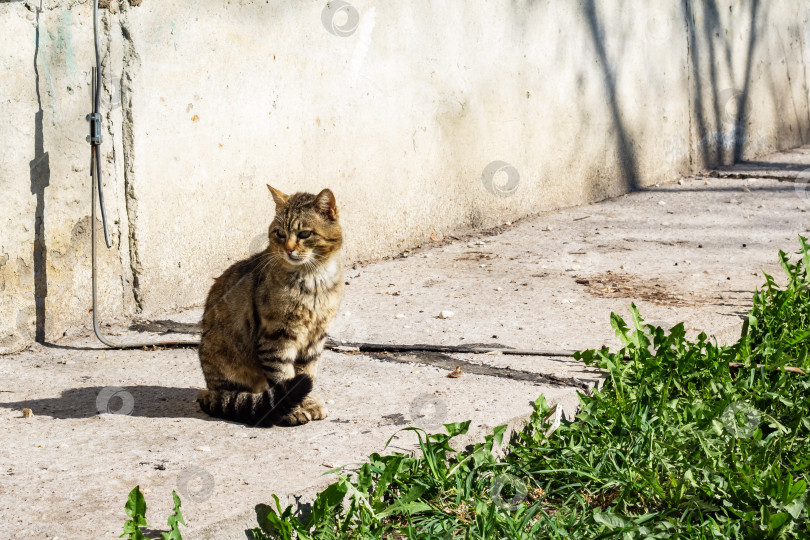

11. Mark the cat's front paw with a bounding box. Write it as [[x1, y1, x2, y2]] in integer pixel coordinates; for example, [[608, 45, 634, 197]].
[[279, 395, 328, 426]]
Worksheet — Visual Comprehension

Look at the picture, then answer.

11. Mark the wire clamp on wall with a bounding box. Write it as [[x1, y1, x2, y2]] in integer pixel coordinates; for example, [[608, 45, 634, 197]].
[[86, 112, 103, 146]]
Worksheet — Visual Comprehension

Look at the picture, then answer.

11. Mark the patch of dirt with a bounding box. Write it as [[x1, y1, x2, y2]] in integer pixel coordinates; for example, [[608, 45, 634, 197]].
[[453, 251, 499, 262], [574, 271, 704, 306]]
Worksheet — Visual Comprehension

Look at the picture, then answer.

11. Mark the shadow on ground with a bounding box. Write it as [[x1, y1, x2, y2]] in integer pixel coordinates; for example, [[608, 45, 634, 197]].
[[0, 385, 207, 420]]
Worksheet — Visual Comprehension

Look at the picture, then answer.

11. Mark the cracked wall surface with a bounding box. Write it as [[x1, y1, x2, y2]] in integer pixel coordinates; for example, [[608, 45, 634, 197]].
[[1, 0, 809, 353]]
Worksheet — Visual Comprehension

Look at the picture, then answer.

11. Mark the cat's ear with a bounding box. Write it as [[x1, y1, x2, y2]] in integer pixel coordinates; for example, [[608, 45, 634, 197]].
[[267, 184, 288, 207], [313, 188, 338, 220]]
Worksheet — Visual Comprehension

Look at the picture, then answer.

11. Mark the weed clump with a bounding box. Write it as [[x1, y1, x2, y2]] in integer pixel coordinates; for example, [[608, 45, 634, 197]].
[[248, 239, 810, 539]]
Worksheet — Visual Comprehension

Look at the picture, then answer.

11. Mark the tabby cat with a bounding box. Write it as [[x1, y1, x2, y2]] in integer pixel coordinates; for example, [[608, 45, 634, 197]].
[[196, 185, 344, 426]]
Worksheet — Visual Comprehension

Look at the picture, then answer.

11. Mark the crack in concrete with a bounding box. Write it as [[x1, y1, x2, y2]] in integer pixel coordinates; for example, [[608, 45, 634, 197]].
[[367, 351, 598, 392], [126, 319, 599, 390], [712, 172, 804, 181], [683, 0, 696, 172], [119, 9, 143, 311], [98, 6, 133, 311]]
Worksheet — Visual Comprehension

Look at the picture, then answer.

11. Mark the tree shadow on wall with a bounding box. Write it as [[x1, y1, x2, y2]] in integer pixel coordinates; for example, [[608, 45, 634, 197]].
[[581, 0, 640, 192], [579, 0, 765, 187], [681, 0, 763, 167]]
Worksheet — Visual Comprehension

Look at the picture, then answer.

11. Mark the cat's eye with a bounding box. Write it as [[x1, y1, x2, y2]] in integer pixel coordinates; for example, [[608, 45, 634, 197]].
[[297, 230, 312, 239], [275, 230, 286, 239]]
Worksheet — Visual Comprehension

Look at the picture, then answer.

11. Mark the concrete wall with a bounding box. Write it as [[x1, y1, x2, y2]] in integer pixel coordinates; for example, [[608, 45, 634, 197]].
[[2, 0, 809, 354]]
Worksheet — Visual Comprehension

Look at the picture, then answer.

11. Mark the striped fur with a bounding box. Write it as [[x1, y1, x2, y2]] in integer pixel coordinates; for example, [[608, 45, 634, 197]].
[[197, 374, 313, 427], [197, 186, 344, 426]]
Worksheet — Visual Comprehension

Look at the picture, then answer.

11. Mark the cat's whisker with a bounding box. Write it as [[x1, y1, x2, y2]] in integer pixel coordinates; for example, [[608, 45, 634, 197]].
[[256, 251, 285, 274]]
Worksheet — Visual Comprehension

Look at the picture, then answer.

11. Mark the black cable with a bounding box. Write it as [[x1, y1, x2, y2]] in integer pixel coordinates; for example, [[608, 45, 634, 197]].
[[327, 340, 577, 358], [89, 0, 195, 349], [92, 0, 111, 248]]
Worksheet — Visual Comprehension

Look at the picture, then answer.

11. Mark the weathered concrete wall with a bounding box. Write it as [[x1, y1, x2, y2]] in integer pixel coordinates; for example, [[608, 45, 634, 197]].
[[2, 0, 809, 353], [1, 1, 132, 354]]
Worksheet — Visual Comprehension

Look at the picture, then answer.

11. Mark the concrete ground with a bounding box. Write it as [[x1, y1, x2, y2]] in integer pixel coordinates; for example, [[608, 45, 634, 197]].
[[2, 146, 810, 539]]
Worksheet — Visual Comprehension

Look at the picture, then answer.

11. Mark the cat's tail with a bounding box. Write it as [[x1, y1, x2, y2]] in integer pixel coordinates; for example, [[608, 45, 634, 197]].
[[197, 374, 313, 427]]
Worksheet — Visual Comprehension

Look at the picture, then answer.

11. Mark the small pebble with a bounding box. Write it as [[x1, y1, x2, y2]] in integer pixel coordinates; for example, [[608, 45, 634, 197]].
[[195, 446, 211, 452], [394, 313, 406, 319], [22, 408, 33, 419], [439, 310, 454, 319], [658, 200, 666, 206]]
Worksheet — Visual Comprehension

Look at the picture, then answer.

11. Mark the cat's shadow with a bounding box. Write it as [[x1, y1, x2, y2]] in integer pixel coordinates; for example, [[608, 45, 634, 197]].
[[0, 385, 212, 421]]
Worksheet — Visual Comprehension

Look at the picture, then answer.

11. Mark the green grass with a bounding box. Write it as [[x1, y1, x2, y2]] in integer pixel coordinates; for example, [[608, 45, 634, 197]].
[[121, 486, 185, 539], [247, 238, 810, 539]]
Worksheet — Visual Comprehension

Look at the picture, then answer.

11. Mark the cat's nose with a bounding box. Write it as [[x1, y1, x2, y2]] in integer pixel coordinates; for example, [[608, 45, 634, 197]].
[[287, 249, 299, 259]]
